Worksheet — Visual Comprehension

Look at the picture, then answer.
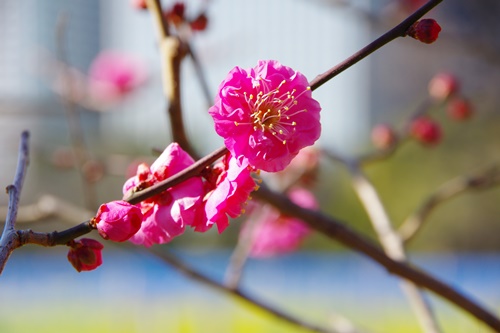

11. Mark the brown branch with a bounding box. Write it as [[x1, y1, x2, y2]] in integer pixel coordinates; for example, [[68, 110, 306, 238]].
[[186, 42, 213, 108], [399, 166, 500, 243], [125, 146, 227, 204], [253, 183, 500, 332], [341, 157, 441, 333], [146, 0, 196, 157], [309, 0, 443, 91], [149, 248, 350, 333], [0, 131, 31, 274]]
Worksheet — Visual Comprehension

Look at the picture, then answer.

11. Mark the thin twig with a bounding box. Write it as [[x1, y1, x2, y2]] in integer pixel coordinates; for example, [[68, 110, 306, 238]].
[[224, 206, 269, 289], [399, 166, 500, 243], [0, 131, 31, 274], [149, 248, 347, 333], [337, 154, 441, 333], [186, 42, 213, 108], [0, 194, 94, 225], [125, 146, 227, 204], [309, 0, 443, 91]]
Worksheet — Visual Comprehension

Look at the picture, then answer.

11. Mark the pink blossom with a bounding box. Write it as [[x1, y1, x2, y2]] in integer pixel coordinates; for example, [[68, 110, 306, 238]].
[[67, 238, 104, 272], [93, 200, 143, 242], [204, 154, 257, 233], [123, 143, 204, 247], [209, 60, 321, 172], [243, 187, 318, 258], [88, 50, 147, 106]]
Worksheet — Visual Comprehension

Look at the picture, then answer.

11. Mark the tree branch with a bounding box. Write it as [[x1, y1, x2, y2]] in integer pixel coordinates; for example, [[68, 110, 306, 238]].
[[146, 0, 196, 157], [309, 0, 443, 91], [149, 248, 360, 333], [0, 131, 30, 274], [252, 183, 500, 332], [338, 155, 441, 333], [399, 165, 500, 243]]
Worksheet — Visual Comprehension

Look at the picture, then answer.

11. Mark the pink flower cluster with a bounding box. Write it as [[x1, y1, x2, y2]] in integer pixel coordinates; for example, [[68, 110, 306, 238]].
[[90, 60, 321, 257], [94, 143, 256, 247]]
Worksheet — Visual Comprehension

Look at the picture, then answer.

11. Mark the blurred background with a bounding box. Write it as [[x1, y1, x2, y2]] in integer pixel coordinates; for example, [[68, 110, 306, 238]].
[[0, 0, 499, 332]]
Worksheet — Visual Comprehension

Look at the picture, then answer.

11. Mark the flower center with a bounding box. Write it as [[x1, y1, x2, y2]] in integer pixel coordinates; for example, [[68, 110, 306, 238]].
[[234, 78, 310, 144]]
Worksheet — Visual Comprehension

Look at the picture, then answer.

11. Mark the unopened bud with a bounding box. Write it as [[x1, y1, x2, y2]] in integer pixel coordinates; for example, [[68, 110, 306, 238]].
[[407, 19, 441, 44], [410, 116, 442, 146], [428, 72, 459, 100], [67, 238, 104, 272], [93, 200, 143, 242], [371, 124, 397, 149], [131, 0, 147, 10], [190, 13, 208, 31], [447, 97, 473, 121]]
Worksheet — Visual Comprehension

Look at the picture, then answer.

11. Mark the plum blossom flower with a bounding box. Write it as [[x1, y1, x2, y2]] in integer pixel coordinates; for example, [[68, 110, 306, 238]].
[[123, 143, 204, 247], [88, 50, 147, 106], [93, 200, 143, 242], [67, 238, 104, 272], [243, 187, 319, 258], [203, 153, 257, 233], [209, 60, 321, 172]]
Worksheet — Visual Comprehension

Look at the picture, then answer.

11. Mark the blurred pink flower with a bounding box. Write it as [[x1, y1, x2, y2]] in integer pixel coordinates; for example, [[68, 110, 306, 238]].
[[204, 154, 257, 233], [123, 143, 204, 247], [209, 60, 321, 172], [93, 200, 143, 242], [67, 238, 104, 272], [243, 187, 318, 258], [88, 50, 147, 106]]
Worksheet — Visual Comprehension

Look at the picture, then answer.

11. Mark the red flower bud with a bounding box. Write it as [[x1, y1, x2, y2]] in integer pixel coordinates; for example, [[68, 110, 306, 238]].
[[407, 19, 441, 44], [447, 97, 473, 121], [410, 116, 442, 145], [190, 13, 208, 31], [371, 124, 397, 149], [165, 2, 186, 27], [93, 200, 143, 242], [428, 72, 459, 100], [67, 238, 104, 272], [131, 0, 147, 10]]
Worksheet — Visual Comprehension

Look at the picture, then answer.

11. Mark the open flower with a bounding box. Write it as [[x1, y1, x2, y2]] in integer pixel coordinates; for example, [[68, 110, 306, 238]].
[[209, 60, 321, 172], [203, 154, 257, 233], [242, 187, 318, 258], [88, 50, 147, 106], [123, 143, 204, 247]]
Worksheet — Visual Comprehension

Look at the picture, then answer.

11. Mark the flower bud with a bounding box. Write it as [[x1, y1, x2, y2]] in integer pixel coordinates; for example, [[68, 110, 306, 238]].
[[371, 124, 397, 149], [93, 200, 143, 242], [190, 13, 208, 31], [428, 72, 459, 100], [165, 2, 186, 27], [447, 97, 473, 121], [67, 238, 104, 272], [131, 0, 147, 10], [410, 116, 442, 146], [407, 19, 441, 44]]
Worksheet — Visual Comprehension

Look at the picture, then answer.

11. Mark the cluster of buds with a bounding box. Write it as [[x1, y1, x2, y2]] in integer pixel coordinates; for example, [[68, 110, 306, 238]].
[[428, 72, 473, 121], [371, 70, 474, 149], [132, 1, 208, 33]]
